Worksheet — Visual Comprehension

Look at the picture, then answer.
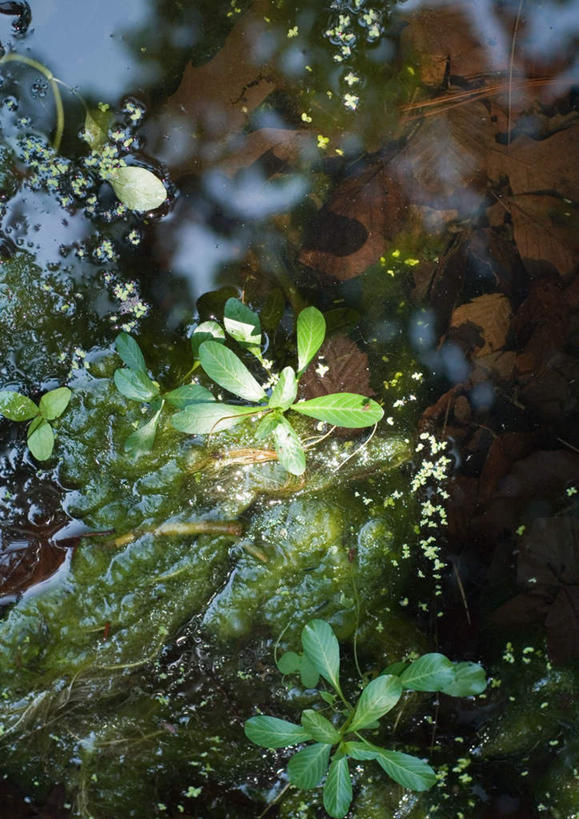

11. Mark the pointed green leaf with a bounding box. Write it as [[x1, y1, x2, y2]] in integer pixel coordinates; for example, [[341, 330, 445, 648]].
[[269, 366, 298, 410], [224, 298, 262, 358], [84, 106, 112, 150], [441, 662, 487, 697], [297, 306, 326, 375], [320, 692, 337, 707], [244, 715, 310, 748], [345, 742, 436, 791], [39, 387, 71, 420], [199, 341, 266, 403], [109, 165, 167, 211], [27, 419, 54, 460], [124, 404, 163, 455], [399, 653, 455, 692], [292, 394, 384, 428], [323, 757, 352, 819], [301, 710, 340, 744], [277, 651, 302, 675], [191, 321, 225, 358], [301, 619, 341, 693], [0, 390, 39, 421], [171, 402, 257, 435], [28, 415, 44, 436], [349, 675, 402, 732], [255, 411, 282, 440], [288, 743, 331, 789], [273, 417, 306, 476], [165, 384, 215, 409], [114, 368, 159, 402], [115, 332, 147, 373]]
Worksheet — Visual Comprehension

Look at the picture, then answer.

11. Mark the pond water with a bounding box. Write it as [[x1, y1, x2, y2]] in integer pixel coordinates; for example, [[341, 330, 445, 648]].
[[0, 1, 578, 817]]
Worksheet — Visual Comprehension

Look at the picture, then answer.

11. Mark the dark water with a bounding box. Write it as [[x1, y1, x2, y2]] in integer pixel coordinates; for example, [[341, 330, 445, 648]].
[[0, 1, 578, 817]]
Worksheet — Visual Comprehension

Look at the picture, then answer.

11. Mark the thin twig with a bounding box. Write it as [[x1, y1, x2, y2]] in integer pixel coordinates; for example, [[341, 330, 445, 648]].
[[508, 0, 525, 147], [453, 561, 472, 626]]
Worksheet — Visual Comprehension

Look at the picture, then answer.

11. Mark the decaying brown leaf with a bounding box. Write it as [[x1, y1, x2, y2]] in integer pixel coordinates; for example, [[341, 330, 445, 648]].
[[300, 334, 373, 401], [449, 293, 512, 356]]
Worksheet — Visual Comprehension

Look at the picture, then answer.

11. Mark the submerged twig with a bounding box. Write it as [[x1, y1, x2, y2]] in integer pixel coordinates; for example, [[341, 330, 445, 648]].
[[109, 520, 243, 548]]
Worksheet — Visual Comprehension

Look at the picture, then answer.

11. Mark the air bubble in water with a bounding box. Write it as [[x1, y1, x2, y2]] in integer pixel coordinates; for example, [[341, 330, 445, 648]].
[[31, 80, 49, 99]]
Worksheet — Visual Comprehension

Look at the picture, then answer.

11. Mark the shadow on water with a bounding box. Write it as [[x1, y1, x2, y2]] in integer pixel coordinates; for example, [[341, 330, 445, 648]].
[[0, 0, 578, 816]]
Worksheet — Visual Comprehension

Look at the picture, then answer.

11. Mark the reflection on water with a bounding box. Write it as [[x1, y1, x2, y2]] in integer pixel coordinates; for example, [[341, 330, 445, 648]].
[[0, 0, 578, 816]]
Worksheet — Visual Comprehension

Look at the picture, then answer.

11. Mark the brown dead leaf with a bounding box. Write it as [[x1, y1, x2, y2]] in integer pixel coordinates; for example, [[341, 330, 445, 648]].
[[300, 163, 407, 280], [508, 193, 579, 277], [217, 128, 316, 177], [300, 334, 373, 400], [449, 293, 512, 356]]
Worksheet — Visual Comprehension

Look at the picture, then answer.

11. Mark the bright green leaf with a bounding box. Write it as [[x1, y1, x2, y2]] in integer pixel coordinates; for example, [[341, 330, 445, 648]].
[[301, 619, 341, 693], [441, 662, 487, 697], [115, 332, 147, 373], [28, 415, 44, 436], [319, 691, 337, 707], [124, 404, 163, 455], [288, 743, 331, 789], [323, 756, 352, 819], [300, 654, 320, 689], [277, 651, 301, 675], [191, 321, 225, 358], [0, 390, 39, 421], [381, 661, 410, 677], [345, 742, 436, 791], [349, 674, 403, 732], [301, 710, 340, 744], [165, 384, 215, 409], [244, 715, 310, 748], [108, 165, 167, 211], [114, 368, 159, 403], [297, 306, 326, 375], [223, 298, 262, 358], [269, 366, 298, 410], [273, 417, 306, 476], [199, 341, 266, 403], [27, 419, 54, 460], [399, 653, 455, 692], [291, 394, 384, 428], [255, 411, 282, 440], [39, 387, 71, 420], [171, 402, 257, 435]]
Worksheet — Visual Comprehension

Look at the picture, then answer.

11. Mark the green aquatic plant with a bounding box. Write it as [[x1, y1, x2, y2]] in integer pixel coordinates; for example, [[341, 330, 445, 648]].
[[171, 299, 384, 475], [245, 618, 487, 818], [113, 299, 384, 473], [0, 386, 71, 460]]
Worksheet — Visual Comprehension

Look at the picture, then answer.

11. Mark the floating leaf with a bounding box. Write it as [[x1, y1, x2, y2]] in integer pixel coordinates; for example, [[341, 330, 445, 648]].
[[114, 368, 159, 403], [441, 662, 487, 697], [399, 653, 455, 692], [276, 651, 320, 688], [108, 165, 167, 212], [297, 306, 326, 375], [223, 298, 262, 358], [199, 341, 266, 403], [269, 366, 298, 410], [84, 106, 112, 150], [244, 715, 310, 748], [348, 675, 403, 732], [288, 743, 332, 790], [38, 387, 71, 421], [292, 393, 384, 428], [301, 710, 340, 745], [273, 417, 306, 476], [191, 321, 226, 358], [124, 403, 163, 455], [27, 419, 54, 461], [171, 402, 257, 435], [165, 384, 215, 409], [301, 619, 341, 693], [115, 332, 147, 373], [323, 757, 352, 819], [346, 742, 437, 791], [0, 390, 39, 421]]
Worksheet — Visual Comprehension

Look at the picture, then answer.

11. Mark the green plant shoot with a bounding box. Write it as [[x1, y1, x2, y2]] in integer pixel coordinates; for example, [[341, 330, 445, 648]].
[[0, 386, 71, 460], [245, 618, 487, 818]]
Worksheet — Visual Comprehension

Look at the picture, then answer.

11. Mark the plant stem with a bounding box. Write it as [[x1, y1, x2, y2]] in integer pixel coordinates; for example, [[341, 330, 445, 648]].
[[108, 519, 243, 548], [0, 53, 64, 150]]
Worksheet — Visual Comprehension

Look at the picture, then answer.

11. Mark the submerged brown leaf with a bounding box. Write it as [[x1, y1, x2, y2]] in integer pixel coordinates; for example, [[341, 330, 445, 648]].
[[299, 334, 373, 401]]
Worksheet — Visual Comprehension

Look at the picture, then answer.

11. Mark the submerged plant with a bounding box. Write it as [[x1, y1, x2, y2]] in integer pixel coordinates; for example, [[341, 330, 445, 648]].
[[0, 386, 71, 460], [170, 299, 384, 475], [245, 619, 487, 818]]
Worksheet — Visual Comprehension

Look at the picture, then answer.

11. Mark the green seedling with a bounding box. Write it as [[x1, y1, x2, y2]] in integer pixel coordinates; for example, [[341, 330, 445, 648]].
[[245, 619, 487, 818], [169, 299, 384, 475], [0, 386, 71, 460]]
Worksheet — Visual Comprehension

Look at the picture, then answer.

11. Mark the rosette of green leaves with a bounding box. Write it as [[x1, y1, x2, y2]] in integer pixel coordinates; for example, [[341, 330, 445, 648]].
[[171, 301, 384, 476], [0, 386, 71, 460], [245, 619, 487, 818]]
